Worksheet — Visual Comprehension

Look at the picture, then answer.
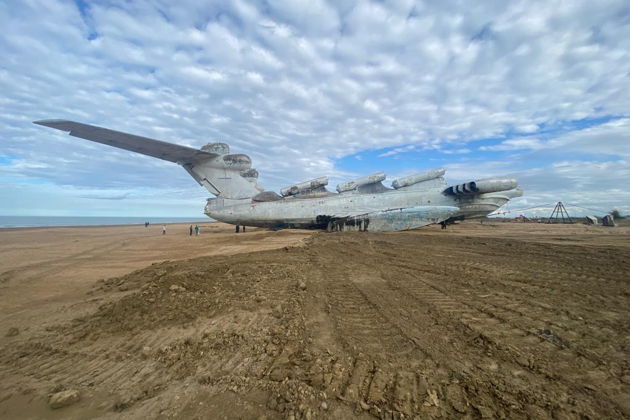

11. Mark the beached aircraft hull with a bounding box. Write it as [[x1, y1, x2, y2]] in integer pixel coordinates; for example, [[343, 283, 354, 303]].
[[34, 120, 523, 232], [204, 189, 521, 231]]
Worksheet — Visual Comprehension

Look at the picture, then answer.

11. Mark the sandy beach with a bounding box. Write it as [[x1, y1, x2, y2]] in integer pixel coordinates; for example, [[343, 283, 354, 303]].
[[1, 221, 629, 419], [0, 223, 311, 339]]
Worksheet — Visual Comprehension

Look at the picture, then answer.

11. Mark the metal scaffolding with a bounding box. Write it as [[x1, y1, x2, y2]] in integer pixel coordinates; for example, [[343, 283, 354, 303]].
[[546, 201, 574, 224]]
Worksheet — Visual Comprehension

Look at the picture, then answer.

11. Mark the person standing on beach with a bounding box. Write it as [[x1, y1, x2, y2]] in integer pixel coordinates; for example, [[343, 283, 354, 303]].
[[194, 225, 200, 236], [189, 225, 193, 236], [162, 225, 167, 235]]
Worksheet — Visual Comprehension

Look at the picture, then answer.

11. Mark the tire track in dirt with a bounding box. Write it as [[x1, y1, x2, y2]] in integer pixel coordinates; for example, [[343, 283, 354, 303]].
[[2, 228, 629, 419], [324, 280, 417, 358], [347, 257, 554, 416], [309, 236, 523, 417], [382, 246, 627, 373], [420, 271, 626, 371], [0, 238, 139, 286], [0, 331, 178, 408], [0, 250, 306, 415], [305, 244, 449, 418], [355, 235, 628, 419], [376, 238, 627, 360]]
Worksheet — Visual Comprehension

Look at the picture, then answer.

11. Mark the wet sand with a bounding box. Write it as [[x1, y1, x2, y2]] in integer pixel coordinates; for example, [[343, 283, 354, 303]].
[[0, 222, 629, 419]]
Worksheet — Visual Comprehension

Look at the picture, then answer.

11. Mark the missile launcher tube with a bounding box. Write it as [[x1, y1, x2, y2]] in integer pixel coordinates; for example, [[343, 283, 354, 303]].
[[281, 176, 329, 197], [337, 172, 386, 193], [392, 168, 446, 189], [474, 178, 518, 194]]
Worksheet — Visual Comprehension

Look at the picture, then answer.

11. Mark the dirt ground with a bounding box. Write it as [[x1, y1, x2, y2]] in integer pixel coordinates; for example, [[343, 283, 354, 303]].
[[0, 221, 629, 419]]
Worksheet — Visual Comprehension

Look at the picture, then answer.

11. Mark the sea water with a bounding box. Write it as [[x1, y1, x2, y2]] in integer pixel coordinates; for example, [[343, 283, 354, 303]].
[[0, 216, 210, 228]]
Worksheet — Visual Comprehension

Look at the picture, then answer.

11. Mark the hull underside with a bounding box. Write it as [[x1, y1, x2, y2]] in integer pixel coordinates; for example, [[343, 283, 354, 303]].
[[205, 189, 520, 231]]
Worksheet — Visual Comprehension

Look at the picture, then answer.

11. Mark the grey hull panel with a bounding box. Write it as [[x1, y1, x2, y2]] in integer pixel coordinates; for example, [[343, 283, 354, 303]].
[[208, 205, 459, 232], [365, 206, 459, 232]]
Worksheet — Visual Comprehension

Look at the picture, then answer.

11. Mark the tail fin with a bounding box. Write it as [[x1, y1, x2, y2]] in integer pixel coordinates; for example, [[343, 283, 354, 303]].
[[34, 120, 263, 199]]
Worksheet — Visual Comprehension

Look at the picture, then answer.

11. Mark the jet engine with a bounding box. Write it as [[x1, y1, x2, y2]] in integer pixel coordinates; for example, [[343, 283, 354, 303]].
[[221, 154, 252, 171], [337, 172, 386, 193], [444, 177, 518, 195], [201, 142, 229, 154], [241, 168, 259, 179], [281, 177, 329, 197]]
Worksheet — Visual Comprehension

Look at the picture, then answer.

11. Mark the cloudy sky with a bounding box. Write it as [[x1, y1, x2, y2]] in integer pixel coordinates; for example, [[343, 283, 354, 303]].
[[1, 0, 629, 217]]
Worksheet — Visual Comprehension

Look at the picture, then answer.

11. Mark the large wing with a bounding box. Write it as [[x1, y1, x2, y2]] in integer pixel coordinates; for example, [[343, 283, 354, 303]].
[[34, 119, 264, 199], [33, 119, 217, 164]]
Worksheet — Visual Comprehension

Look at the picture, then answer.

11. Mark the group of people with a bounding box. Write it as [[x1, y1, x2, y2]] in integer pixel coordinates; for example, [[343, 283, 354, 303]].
[[158, 224, 200, 235], [158, 223, 247, 235]]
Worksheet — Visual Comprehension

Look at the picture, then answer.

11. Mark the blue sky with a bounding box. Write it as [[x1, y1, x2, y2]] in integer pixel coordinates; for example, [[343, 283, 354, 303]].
[[1, 0, 629, 217]]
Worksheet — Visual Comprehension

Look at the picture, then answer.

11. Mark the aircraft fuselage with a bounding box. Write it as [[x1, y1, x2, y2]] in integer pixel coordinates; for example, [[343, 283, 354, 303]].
[[206, 187, 521, 229]]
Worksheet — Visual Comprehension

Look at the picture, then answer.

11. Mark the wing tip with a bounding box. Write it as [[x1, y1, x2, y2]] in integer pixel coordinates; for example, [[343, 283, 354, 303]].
[[33, 119, 68, 124], [33, 119, 74, 131]]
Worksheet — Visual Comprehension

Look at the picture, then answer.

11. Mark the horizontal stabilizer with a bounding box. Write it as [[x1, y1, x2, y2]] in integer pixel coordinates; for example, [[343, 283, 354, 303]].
[[33, 120, 217, 164]]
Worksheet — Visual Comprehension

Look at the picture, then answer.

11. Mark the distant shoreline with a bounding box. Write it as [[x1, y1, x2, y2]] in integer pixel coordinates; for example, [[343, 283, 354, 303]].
[[0, 222, 218, 232], [0, 216, 213, 230]]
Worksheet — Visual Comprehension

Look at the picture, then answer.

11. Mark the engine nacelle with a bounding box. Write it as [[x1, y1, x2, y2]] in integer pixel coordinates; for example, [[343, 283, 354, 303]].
[[445, 177, 518, 195], [281, 176, 329, 197], [392, 168, 445, 189], [241, 168, 259, 179], [337, 172, 386, 193], [221, 154, 252, 171], [201, 142, 229, 155]]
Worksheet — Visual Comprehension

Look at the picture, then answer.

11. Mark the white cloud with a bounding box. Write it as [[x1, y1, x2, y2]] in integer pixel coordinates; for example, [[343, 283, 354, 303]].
[[378, 145, 416, 158], [0, 0, 629, 215], [480, 137, 544, 151], [545, 118, 630, 157], [442, 148, 472, 154]]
